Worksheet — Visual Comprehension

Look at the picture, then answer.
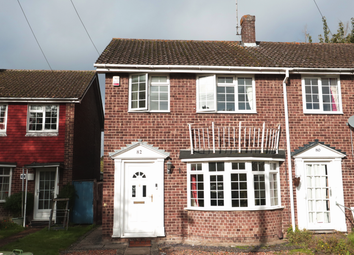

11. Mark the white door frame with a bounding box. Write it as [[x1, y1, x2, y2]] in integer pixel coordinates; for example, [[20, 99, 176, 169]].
[[294, 143, 346, 232], [33, 167, 59, 220], [110, 141, 169, 238]]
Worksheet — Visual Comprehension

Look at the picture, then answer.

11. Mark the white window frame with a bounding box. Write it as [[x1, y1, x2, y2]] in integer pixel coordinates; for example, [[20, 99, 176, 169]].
[[26, 105, 59, 135], [187, 161, 281, 211], [0, 104, 8, 136], [0, 166, 12, 203], [128, 73, 170, 112], [196, 74, 256, 113], [302, 76, 342, 114]]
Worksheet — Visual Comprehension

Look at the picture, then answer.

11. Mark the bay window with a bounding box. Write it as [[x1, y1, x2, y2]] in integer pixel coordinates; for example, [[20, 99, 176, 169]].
[[129, 74, 170, 112], [302, 76, 342, 113], [188, 161, 281, 210], [197, 75, 255, 113]]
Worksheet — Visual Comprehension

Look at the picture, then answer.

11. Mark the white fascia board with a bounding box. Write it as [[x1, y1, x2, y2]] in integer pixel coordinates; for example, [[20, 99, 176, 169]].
[[0, 98, 81, 103], [94, 64, 354, 75]]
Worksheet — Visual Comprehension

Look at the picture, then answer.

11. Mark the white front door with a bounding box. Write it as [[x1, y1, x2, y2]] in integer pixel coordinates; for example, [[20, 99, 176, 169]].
[[123, 163, 156, 237], [33, 169, 57, 220], [305, 163, 333, 229]]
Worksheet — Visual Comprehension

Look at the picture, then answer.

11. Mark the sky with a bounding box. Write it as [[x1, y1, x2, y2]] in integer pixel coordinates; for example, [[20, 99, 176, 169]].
[[1, 0, 354, 93]]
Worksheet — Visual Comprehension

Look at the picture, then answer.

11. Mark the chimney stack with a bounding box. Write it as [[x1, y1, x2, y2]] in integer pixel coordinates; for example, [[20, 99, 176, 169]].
[[241, 15, 256, 46]]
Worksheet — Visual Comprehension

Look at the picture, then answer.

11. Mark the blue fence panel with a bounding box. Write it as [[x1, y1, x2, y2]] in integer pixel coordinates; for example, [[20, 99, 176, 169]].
[[72, 181, 94, 224]]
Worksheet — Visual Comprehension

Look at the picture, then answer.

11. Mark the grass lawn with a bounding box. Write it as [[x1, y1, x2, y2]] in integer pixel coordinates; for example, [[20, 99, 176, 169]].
[[0, 224, 94, 255], [0, 219, 25, 239]]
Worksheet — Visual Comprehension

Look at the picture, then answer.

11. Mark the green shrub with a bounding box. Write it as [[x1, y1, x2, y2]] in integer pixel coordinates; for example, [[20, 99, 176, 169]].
[[3, 192, 34, 217], [287, 225, 313, 247]]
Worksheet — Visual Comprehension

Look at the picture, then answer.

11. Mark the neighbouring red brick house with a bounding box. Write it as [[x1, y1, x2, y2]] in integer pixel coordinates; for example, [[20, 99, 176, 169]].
[[0, 69, 104, 222], [95, 15, 354, 244]]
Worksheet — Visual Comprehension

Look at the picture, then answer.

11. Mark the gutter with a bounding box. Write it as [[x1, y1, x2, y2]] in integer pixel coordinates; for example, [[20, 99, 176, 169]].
[[0, 97, 82, 103], [94, 63, 354, 75], [283, 69, 296, 231]]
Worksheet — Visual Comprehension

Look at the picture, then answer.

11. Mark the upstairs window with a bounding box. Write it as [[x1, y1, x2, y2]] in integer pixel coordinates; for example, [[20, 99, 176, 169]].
[[0, 167, 12, 202], [0, 105, 8, 135], [188, 161, 280, 210], [302, 77, 342, 114], [197, 75, 255, 113], [129, 74, 170, 112], [27, 105, 59, 133]]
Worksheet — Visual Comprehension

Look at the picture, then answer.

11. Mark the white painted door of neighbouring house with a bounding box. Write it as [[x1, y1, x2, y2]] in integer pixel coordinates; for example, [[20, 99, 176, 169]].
[[124, 163, 155, 236], [294, 143, 346, 232], [33, 169, 57, 220], [305, 163, 333, 229]]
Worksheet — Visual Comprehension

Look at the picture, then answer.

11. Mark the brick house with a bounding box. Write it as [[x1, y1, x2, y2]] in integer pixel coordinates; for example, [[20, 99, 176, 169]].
[[0, 69, 104, 222], [95, 15, 354, 243]]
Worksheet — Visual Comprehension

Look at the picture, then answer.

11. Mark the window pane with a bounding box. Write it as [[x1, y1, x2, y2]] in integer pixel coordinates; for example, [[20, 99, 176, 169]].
[[238, 78, 253, 111], [217, 85, 235, 112], [231, 173, 247, 207], [254, 174, 266, 206], [191, 174, 204, 207], [210, 175, 224, 206], [198, 76, 215, 110], [322, 78, 339, 112], [270, 173, 278, 206]]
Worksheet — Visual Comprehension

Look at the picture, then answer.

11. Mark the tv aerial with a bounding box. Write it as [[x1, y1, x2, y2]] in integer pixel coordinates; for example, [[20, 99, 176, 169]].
[[236, 0, 240, 36]]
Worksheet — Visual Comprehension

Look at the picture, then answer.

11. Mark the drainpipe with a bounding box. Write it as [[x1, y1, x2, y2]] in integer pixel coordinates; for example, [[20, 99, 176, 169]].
[[283, 69, 295, 232]]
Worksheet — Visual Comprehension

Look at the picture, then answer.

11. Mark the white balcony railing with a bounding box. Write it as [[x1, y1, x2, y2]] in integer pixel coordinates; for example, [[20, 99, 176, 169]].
[[188, 122, 281, 154]]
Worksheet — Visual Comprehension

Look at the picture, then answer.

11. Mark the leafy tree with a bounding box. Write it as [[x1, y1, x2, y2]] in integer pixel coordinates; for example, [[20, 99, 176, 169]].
[[318, 17, 354, 43]]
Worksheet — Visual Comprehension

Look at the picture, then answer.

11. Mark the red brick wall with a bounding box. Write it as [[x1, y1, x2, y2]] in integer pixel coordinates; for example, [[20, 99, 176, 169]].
[[0, 103, 66, 167], [286, 74, 354, 232], [103, 73, 291, 241], [184, 210, 283, 243]]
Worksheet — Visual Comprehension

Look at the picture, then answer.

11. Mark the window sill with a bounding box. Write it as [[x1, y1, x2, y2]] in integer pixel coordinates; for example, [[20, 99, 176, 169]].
[[197, 110, 257, 114], [184, 206, 284, 211], [0, 132, 7, 137], [26, 132, 58, 137], [128, 110, 170, 113], [303, 111, 343, 115]]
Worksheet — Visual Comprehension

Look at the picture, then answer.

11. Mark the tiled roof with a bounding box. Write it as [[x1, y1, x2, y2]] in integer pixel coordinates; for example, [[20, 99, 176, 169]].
[[0, 69, 96, 99], [96, 38, 354, 68]]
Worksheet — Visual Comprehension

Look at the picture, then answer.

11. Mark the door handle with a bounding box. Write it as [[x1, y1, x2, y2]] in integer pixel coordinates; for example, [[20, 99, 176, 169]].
[[151, 194, 153, 202]]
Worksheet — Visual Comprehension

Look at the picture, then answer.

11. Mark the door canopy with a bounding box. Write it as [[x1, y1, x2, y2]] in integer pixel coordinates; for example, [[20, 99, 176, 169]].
[[110, 139, 170, 160]]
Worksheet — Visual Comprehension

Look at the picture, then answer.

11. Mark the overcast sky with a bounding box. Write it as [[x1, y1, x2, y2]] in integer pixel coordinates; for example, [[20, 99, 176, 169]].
[[1, 0, 353, 87]]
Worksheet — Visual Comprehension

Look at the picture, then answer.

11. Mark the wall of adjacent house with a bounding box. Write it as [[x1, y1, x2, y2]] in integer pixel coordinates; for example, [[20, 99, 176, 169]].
[[103, 72, 291, 242], [72, 78, 102, 181], [286, 74, 354, 232], [0, 103, 66, 194]]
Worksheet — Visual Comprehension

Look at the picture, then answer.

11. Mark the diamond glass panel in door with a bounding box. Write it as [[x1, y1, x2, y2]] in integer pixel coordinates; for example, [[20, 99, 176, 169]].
[[306, 164, 330, 224], [38, 171, 55, 209]]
